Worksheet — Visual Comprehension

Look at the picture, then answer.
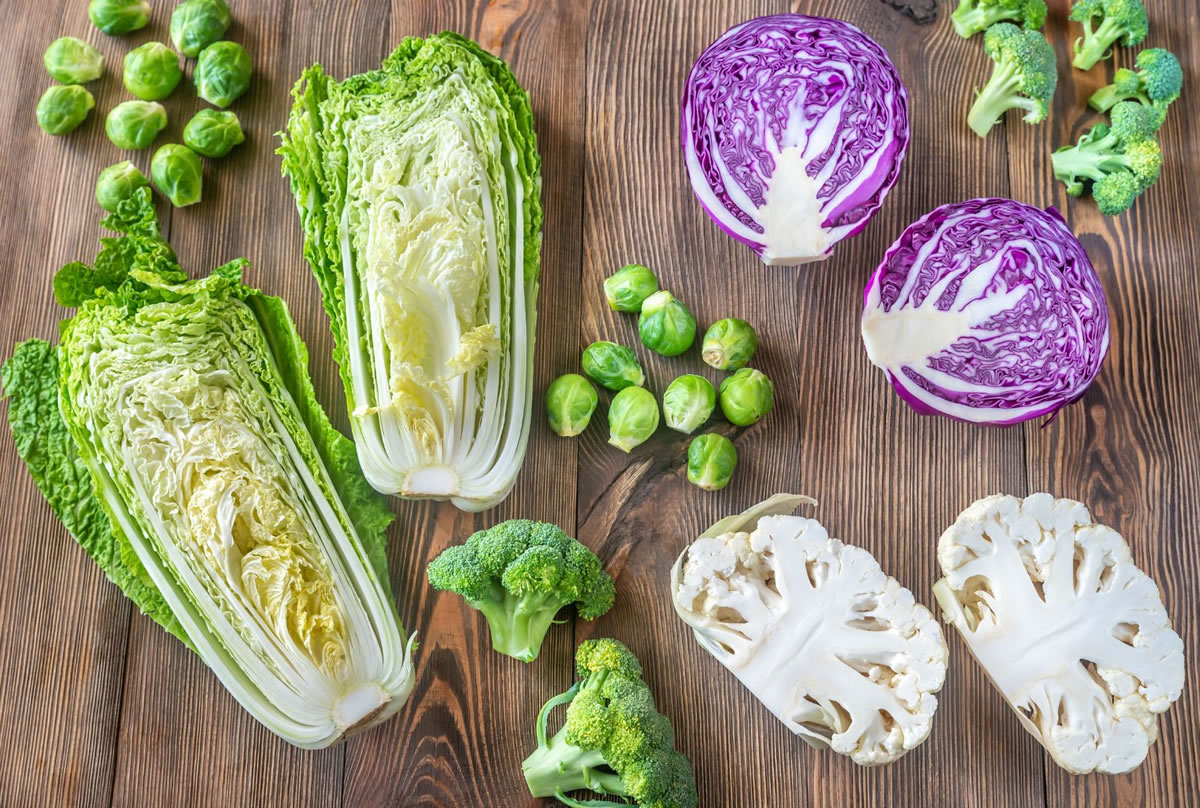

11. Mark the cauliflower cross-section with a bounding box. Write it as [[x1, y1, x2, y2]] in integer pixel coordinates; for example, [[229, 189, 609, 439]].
[[671, 495, 948, 766], [934, 493, 1185, 774]]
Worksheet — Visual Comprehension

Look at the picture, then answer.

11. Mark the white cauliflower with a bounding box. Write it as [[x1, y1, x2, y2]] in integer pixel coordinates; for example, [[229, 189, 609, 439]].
[[934, 493, 1185, 774], [671, 495, 948, 766]]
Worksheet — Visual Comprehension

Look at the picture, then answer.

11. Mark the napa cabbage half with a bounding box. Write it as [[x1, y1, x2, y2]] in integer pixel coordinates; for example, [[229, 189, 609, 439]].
[[278, 32, 543, 511], [2, 189, 415, 749]]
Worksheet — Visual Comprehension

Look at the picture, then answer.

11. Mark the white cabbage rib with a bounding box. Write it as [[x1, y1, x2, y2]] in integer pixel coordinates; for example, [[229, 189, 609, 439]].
[[934, 493, 1185, 774]]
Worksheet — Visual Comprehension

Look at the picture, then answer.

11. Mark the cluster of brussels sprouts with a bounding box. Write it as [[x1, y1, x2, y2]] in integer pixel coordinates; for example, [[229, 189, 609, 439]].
[[545, 264, 776, 492], [37, 0, 250, 213]]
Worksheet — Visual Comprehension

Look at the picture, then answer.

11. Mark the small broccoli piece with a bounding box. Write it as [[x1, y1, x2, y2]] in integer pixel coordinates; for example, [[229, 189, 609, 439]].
[[1089, 48, 1182, 111], [1070, 0, 1149, 70], [967, 23, 1058, 137], [1052, 102, 1162, 214], [522, 639, 698, 808], [427, 520, 615, 663], [951, 0, 1048, 38]]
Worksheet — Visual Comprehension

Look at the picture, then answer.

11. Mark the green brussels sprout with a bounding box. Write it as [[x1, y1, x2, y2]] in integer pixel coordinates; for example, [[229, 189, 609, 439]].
[[170, 0, 232, 57], [718, 368, 774, 427], [95, 161, 149, 212], [702, 317, 758, 371], [607, 386, 659, 453], [36, 85, 94, 135], [662, 374, 716, 435], [581, 341, 644, 391], [124, 42, 182, 101], [151, 144, 203, 207], [687, 433, 737, 491], [182, 109, 244, 157], [638, 290, 696, 356], [44, 37, 104, 84], [604, 263, 659, 312], [89, 0, 150, 35], [105, 101, 167, 150], [194, 41, 251, 107], [545, 373, 599, 437]]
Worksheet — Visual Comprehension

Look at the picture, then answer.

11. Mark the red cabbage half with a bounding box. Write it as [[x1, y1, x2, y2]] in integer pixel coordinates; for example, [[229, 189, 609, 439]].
[[682, 14, 909, 266], [861, 198, 1110, 426]]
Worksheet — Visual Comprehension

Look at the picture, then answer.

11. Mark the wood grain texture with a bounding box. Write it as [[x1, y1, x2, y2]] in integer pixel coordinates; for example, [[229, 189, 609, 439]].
[[0, 0, 1195, 807]]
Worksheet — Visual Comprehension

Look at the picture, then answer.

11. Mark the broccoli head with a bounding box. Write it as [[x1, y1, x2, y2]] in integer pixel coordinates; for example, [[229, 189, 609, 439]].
[[1089, 48, 1182, 111], [1052, 102, 1162, 214], [951, 0, 1048, 38], [1070, 0, 1149, 70], [522, 639, 698, 808], [967, 23, 1058, 137], [427, 520, 615, 662]]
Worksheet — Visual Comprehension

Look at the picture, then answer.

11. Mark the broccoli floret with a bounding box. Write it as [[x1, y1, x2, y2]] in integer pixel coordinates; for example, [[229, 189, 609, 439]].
[[1089, 48, 1182, 111], [1052, 102, 1162, 214], [951, 0, 1048, 38], [427, 520, 615, 662], [522, 639, 698, 808], [967, 23, 1058, 137], [1070, 0, 1149, 70]]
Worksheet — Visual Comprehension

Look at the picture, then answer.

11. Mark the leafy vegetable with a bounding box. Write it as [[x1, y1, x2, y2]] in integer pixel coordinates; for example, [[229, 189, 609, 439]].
[[545, 374, 598, 437], [638, 290, 695, 357], [194, 40, 251, 107], [608, 386, 658, 453], [604, 264, 659, 312], [582, 341, 644, 391], [426, 520, 614, 663], [522, 639, 698, 808], [951, 0, 1047, 37], [89, 0, 150, 35], [106, 100, 167, 150], [718, 368, 773, 427], [700, 318, 756, 371], [1052, 102, 1162, 215], [967, 23, 1057, 138], [123, 42, 182, 101], [44, 37, 103, 84], [861, 198, 1110, 425], [682, 14, 908, 265], [662, 374, 715, 434], [934, 494, 1184, 773], [183, 108, 244, 157], [686, 433, 736, 491], [36, 85, 94, 135], [672, 496, 947, 765], [1070, 0, 1148, 71], [2, 189, 416, 748], [151, 144, 203, 207], [170, 0, 231, 58], [1088, 48, 1182, 112], [95, 160, 149, 212]]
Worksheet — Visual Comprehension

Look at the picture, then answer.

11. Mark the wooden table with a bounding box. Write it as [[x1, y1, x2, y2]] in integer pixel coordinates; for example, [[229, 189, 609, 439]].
[[1, 0, 1196, 806]]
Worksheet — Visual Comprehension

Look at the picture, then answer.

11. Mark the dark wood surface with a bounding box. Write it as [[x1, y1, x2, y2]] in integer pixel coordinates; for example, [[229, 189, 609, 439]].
[[0, 0, 1195, 806]]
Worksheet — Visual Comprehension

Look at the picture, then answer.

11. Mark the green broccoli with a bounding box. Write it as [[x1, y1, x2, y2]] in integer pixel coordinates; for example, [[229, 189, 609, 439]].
[[951, 0, 1048, 38], [1089, 48, 1182, 112], [967, 23, 1058, 138], [1070, 0, 1149, 71], [1052, 102, 1162, 214], [426, 519, 615, 662], [522, 639, 698, 808]]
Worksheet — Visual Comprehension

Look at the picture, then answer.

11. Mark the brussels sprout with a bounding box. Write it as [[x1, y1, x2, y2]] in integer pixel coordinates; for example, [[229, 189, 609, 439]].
[[89, 0, 150, 35], [183, 108, 244, 157], [194, 41, 251, 107], [638, 290, 696, 356], [105, 101, 167, 150], [36, 85, 94, 135], [170, 0, 232, 58], [95, 161, 149, 212], [718, 367, 774, 427], [582, 341, 644, 391], [687, 433, 737, 491], [604, 263, 659, 312], [607, 386, 659, 453], [702, 317, 758, 371], [662, 374, 716, 435], [151, 144, 203, 207], [44, 37, 103, 84], [545, 373, 598, 437], [124, 42, 182, 101]]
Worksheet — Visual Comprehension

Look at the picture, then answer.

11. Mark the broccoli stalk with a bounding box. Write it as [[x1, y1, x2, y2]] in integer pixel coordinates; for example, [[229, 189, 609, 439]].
[[426, 520, 615, 663], [1052, 102, 1163, 214], [1070, 0, 1149, 71], [967, 23, 1058, 138], [951, 0, 1048, 38], [1088, 48, 1182, 111]]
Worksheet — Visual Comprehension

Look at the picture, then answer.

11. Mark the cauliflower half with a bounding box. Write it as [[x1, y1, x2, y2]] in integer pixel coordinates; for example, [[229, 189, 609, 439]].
[[671, 495, 948, 765], [934, 493, 1185, 774]]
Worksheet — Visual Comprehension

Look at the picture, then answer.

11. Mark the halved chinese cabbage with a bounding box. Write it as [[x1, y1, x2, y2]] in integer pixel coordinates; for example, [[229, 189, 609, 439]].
[[2, 190, 415, 749], [279, 33, 543, 511]]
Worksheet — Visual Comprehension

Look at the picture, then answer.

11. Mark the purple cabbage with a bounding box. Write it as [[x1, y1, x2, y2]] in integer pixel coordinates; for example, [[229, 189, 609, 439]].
[[681, 14, 909, 266], [861, 198, 1110, 426]]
